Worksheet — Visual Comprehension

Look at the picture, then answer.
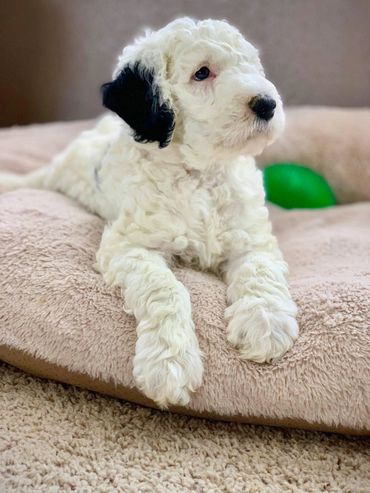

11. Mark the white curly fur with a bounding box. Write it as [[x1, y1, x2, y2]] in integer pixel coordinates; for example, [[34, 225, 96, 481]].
[[0, 18, 298, 407]]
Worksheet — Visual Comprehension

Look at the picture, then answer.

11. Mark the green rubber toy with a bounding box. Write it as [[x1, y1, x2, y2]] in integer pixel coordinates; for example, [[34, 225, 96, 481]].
[[263, 162, 337, 209]]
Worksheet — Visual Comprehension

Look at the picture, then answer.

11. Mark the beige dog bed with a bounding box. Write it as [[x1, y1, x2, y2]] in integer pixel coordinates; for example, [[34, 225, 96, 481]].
[[1, 107, 369, 435]]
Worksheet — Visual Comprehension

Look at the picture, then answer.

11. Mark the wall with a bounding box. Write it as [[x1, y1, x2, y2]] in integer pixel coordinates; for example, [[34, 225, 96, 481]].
[[0, 0, 369, 126]]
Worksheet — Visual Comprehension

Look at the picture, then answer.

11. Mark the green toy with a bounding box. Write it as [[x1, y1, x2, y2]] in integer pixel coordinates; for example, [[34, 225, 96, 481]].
[[263, 162, 337, 209]]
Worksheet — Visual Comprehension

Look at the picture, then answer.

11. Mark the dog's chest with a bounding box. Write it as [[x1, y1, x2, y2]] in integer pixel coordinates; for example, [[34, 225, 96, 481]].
[[124, 171, 253, 270], [175, 181, 243, 264]]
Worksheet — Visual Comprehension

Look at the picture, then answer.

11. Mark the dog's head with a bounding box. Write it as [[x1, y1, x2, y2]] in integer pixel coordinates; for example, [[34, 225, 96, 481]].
[[101, 18, 284, 157]]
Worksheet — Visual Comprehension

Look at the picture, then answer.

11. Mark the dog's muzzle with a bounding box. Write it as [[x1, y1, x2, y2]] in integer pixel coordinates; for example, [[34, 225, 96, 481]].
[[249, 95, 276, 121]]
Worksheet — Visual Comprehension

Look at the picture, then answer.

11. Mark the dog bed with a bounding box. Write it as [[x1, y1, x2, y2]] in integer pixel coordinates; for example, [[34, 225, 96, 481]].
[[1, 107, 369, 435]]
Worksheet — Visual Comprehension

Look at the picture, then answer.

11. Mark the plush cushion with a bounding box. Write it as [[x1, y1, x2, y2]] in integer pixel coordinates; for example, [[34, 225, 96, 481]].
[[1, 109, 370, 435]]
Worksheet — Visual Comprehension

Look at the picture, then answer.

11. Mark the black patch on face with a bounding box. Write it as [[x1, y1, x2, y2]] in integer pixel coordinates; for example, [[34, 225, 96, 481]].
[[101, 62, 175, 148]]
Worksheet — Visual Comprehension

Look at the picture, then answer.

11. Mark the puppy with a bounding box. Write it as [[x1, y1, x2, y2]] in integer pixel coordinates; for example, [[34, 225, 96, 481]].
[[0, 18, 298, 408]]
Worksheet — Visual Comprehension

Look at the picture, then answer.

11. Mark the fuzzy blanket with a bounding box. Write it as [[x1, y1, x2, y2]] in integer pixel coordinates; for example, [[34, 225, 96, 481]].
[[0, 108, 369, 436]]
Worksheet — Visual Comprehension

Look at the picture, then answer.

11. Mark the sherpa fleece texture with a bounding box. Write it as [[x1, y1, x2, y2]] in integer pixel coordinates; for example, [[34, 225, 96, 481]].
[[0, 108, 369, 434], [1, 363, 370, 493]]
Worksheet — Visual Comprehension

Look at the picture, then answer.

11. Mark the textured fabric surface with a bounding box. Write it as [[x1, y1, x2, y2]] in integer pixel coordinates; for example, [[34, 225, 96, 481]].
[[0, 109, 370, 434], [1, 363, 370, 493], [0, 119, 92, 174], [0, 188, 369, 434]]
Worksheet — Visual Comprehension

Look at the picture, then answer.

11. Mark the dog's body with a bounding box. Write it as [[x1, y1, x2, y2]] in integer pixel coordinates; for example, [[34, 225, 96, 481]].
[[1, 18, 298, 407]]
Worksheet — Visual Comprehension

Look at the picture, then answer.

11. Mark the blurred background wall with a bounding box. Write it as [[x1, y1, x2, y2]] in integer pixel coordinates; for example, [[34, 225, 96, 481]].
[[1, 0, 369, 127]]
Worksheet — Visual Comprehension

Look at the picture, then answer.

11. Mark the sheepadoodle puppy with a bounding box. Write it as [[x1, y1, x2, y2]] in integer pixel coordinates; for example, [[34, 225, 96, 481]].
[[1, 18, 298, 407]]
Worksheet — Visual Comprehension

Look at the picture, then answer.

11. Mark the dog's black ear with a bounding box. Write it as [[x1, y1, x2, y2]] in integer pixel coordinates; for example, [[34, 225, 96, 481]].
[[101, 62, 175, 148]]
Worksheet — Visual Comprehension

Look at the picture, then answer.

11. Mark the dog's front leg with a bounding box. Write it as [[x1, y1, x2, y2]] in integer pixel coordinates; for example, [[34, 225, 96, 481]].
[[223, 242, 298, 363], [96, 223, 203, 408]]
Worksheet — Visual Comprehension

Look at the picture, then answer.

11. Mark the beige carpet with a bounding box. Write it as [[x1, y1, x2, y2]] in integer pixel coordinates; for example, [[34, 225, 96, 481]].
[[1, 363, 369, 492]]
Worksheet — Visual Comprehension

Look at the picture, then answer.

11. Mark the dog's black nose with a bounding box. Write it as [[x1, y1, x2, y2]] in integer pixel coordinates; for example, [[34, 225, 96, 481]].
[[249, 95, 276, 121]]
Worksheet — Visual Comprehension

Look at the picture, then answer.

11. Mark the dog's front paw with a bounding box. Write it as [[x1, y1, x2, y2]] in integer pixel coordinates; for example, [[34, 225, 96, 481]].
[[133, 327, 203, 408], [225, 296, 298, 363]]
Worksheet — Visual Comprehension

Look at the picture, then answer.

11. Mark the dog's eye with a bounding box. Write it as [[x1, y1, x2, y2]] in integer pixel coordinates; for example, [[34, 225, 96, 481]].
[[193, 66, 210, 81]]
